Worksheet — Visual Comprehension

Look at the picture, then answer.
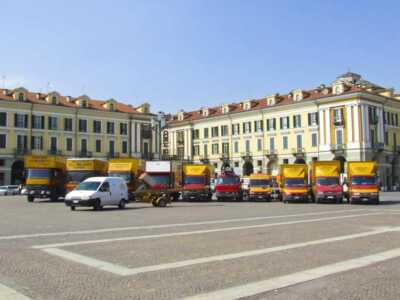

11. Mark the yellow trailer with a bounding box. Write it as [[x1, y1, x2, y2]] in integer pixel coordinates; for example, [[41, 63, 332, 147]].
[[24, 155, 66, 202], [108, 158, 143, 199], [66, 158, 108, 192]]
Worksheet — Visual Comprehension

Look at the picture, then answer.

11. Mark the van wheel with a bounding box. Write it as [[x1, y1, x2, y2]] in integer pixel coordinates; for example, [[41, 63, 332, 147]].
[[118, 200, 126, 209], [27, 196, 34, 202], [93, 200, 102, 210], [70, 206, 76, 211]]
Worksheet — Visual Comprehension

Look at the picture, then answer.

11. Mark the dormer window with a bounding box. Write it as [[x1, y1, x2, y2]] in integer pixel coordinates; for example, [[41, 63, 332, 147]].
[[202, 108, 209, 117], [267, 94, 278, 106], [222, 104, 230, 114], [18, 93, 25, 101], [104, 99, 116, 111], [177, 111, 185, 121], [333, 82, 344, 95], [81, 100, 88, 108], [292, 89, 303, 102], [46, 92, 60, 105], [243, 101, 251, 110]]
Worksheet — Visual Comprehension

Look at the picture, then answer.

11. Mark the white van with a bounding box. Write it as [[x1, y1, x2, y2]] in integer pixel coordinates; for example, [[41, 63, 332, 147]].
[[65, 177, 128, 211]]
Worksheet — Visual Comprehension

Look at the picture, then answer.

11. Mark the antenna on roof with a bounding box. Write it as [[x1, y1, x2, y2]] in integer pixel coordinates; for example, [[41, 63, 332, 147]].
[[347, 66, 351, 73], [46, 82, 51, 93], [1, 76, 5, 89]]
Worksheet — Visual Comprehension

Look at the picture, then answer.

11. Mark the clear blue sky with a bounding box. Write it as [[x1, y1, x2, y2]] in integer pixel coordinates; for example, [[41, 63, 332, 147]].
[[1, 0, 399, 113]]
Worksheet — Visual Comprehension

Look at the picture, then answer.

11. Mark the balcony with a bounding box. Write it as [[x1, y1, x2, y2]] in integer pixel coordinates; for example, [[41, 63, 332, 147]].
[[333, 118, 344, 126], [330, 144, 346, 153], [291, 148, 305, 156], [241, 151, 252, 161], [372, 143, 384, 152], [370, 116, 379, 125], [78, 151, 92, 158], [219, 153, 230, 161], [107, 152, 120, 159], [13, 148, 30, 157], [48, 149, 62, 156], [264, 149, 277, 159], [141, 128, 152, 139]]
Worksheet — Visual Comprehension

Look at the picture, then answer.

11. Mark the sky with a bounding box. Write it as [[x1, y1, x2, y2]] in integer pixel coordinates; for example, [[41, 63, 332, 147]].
[[1, 0, 399, 114]]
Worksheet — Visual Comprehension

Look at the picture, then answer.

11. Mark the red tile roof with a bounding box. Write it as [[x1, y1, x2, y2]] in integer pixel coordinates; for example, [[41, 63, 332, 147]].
[[167, 85, 367, 125], [0, 88, 146, 114]]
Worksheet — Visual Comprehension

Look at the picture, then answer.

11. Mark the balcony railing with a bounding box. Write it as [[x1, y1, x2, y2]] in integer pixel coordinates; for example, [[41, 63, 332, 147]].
[[370, 116, 379, 125], [330, 144, 346, 152], [78, 151, 92, 158], [292, 147, 305, 155], [48, 149, 62, 155], [264, 149, 277, 158], [219, 153, 229, 161], [333, 118, 344, 126], [107, 152, 120, 159], [14, 148, 30, 157], [372, 143, 384, 152]]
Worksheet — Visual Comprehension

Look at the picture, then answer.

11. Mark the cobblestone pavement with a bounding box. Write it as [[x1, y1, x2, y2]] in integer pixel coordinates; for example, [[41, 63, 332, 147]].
[[1, 193, 400, 300]]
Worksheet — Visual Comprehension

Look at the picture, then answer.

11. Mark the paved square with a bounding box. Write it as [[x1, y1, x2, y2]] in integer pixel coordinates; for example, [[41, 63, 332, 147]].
[[1, 194, 400, 299]]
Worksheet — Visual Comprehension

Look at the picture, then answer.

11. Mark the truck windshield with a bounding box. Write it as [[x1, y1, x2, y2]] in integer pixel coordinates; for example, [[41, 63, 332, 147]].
[[216, 177, 239, 185], [285, 178, 306, 187], [67, 171, 99, 183], [147, 175, 170, 186], [250, 179, 272, 187], [75, 181, 101, 191], [351, 176, 376, 185], [27, 169, 51, 179], [184, 176, 205, 185], [316, 177, 339, 185], [108, 172, 131, 182]]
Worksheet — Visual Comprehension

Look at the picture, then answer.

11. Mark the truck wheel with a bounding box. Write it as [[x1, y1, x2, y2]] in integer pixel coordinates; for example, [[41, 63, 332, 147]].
[[27, 196, 34, 202], [70, 206, 76, 211], [152, 201, 158, 207], [373, 198, 380, 205], [158, 198, 167, 207], [118, 200, 126, 209], [50, 194, 58, 202]]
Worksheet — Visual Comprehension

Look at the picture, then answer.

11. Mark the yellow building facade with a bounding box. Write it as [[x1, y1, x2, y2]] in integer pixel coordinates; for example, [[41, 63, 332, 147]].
[[163, 73, 400, 190], [0, 87, 161, 185]]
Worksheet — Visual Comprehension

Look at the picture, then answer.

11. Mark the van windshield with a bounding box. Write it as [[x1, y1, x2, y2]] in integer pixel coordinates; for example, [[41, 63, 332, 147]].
[[285, 178, 306, 187], [75, 181, 101, 191], [216, 177, 239, 185], [27, 169, 52, 179], [316, 177, 339, 185], [351, 176, 376, 185], [184, 176, 205, 185], [250, 179, 272, 187]]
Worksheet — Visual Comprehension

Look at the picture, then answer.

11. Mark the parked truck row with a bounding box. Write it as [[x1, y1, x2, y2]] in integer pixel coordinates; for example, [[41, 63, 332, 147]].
[[20, 154, 380, 208]]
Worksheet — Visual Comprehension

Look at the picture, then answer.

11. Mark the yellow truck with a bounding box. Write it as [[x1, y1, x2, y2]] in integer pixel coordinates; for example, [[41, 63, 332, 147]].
[[246, 173, 273, 201], [24, 155, 66, 202], [279, 164, 309, 203], [108, 158, 143, 199], [347, 161, 379, 204], [181, 163, 214, 201], [66, 158, 108, 192], [311, 161, 343, 203]]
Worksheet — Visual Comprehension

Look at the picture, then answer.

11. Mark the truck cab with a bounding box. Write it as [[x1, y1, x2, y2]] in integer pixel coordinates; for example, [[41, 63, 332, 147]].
[[182, 164, 213, 201], [215, 168, 242, 201], [24, 155, 66, 202], [247, 174, 273, 201], [279, 164, 309, 203], [311, 161, 343, 203], [347, 161, 379, 204]]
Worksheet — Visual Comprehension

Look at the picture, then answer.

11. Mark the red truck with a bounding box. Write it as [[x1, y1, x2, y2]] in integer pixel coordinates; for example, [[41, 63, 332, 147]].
[[215, 167, 242, 201]]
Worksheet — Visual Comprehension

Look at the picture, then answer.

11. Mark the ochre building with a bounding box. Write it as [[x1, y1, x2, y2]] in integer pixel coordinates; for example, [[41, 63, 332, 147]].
[[0, 87, 161, 185], [163, 73, 400, 190]]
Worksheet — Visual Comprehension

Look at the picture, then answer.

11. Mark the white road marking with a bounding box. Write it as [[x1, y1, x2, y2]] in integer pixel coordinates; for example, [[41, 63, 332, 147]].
[[182, 247, 400, 300], [39, 226, 400, 276], [33, 212, 381, 249], [0, 208, 370, 241], [0, 283, 31, 300]]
